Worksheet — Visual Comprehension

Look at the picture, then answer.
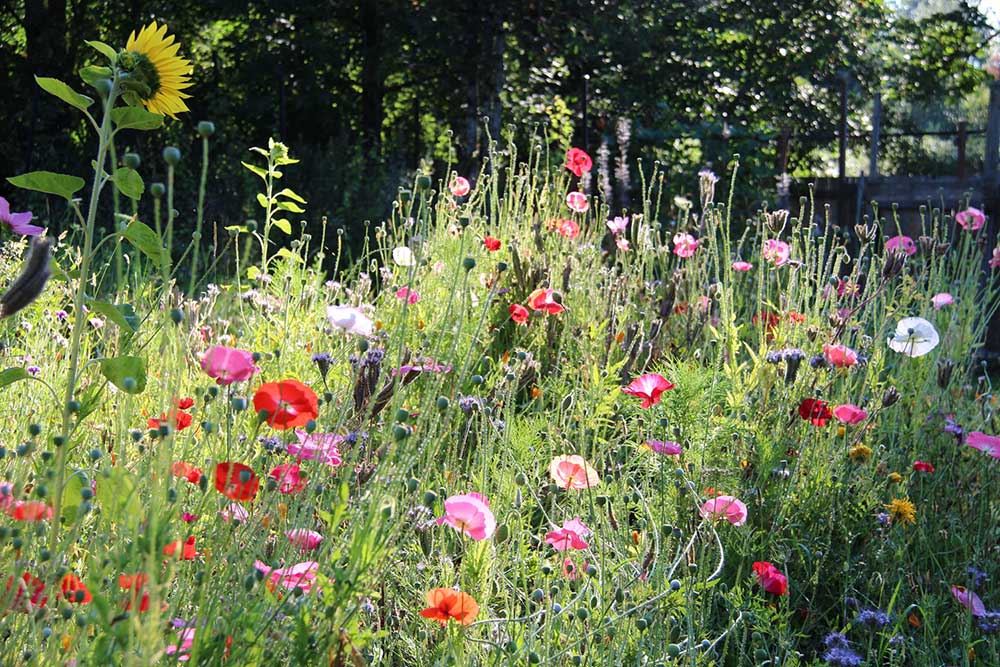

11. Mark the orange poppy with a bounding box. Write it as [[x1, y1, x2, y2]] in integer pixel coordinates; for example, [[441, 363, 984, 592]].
[[419, 588, 479, 626], [253, 379, 319, 430]]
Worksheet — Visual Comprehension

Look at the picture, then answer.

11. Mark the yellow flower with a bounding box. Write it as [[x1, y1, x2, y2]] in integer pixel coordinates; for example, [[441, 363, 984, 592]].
[[123, 22, 193, 118], [885, 497, 916, 526], [887, 472, 902, 483], [848, 444, 872, 463]]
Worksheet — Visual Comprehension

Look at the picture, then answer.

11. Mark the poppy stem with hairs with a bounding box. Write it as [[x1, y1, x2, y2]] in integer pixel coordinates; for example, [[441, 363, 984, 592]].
[[52, 74, 120, 554]]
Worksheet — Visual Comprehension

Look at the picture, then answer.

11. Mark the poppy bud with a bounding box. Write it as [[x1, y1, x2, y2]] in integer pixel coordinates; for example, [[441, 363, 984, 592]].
[[150, 182, 165, 198], [197, 121, 216, 137], [463, 257, 476, 271], [162, 147, 181, 166], [882, 249, 906, 281], [123, 152, 141, 170]]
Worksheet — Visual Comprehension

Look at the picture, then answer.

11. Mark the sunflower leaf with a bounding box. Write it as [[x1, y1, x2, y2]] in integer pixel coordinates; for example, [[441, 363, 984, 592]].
[[276, 188, 306, 203], [7, 171, 86, 200], [0, 368, 29, 389], [85, 40, 118, 62], [111, 107, 164, 131], [100, 356, 147, 394], [35, 76, 94, 111], [276, 201, 305, 214], [121, 219, 165, 263], [273, 219, 292, 234], [112, 168, 144, 200], [242, 162, 268, 180], [79, 65, 113, 86]]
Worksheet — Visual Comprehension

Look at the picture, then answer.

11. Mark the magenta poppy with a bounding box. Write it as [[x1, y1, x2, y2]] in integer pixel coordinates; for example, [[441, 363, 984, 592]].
[[832, 404, 867, 425], [545, 518, 590, 551], [564, 148, 593, 177], [622, 373, 674, 409], [699, 495, 748, 526], [436, 493, 496, 541], [200, 345, 259, 386]]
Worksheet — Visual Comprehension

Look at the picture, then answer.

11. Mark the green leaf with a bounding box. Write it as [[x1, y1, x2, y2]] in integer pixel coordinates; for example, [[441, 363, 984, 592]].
[[241, 161, 268, 179], [61, 473, 86, 524], [112, 167, 144, 200], [77, 383, 104, 423], [273, 219, 292, 234], [100, 356, 146, 394], [256, 193, 271, 209], [7, 171, 85, 200], [111, 106, 164, 131], [276, 201, 305, 213], [79, 65, 113, 85], [96, 468, 141, 527], [85, 40, 118, 62], [275, 247, 303, 263], [276, 188, 306, 203], [34, 76, 94, 111], [0, 368, 29, 389], [224, 224, 248, 234], [246, 265, 261, 281], [87, 300, 140, 332], [122, 219, 164, 262]]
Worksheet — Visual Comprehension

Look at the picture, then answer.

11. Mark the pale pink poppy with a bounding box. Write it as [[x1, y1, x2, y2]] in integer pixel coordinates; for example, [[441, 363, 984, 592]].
[[832, 404, 868, 425], [822, 343, 858, 368], [645, 440, 682, 455], [165, 627, 196, 661], [254, 560, 319, 593], [556, 218, 580, 239], [450, 176, 471, 197], [269, 464, 306, 494], [672, 233, 699, 258], [437, 493, 497, 541], [956, 207, 986, 231], [545, 518, 590, 551], [566, 191, 589, 213], [327, 305, 374, 337], [200, 345, 260, 386], [607, 216, 629, 235], [699, 495, 748, 526], [885, 235, 917, 256], [622, 373, 674, 409], [219, 503, 249, 523], [285, 529, 324, 552], [615, 237, 630, 252], [288, 430, 344, 467], [395, 287, 420, 304], [527, 288, 565, 315], [966, 431, 1000, 458], [732, 261, 753, 272], [548, 455, 600, 490], [951, 585, 986, 616], [762, 239, 791, 266], [931, 293, 953, 310], [990, 247, 1000, 270]]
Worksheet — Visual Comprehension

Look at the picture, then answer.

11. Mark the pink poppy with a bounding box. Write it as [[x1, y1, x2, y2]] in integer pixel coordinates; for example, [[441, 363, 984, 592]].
[[437, 493, 496, 541], [527, 288, 565, 315], [566, 191, 589, 213], [885, 235, 917, 256], [762, 239, 791, 266], [951, 585, 986, 616], [269, 464, 306, 494], [931, 293, 953, 310], [607, 216, 629, 235], [0, 197, 44, 236], [555, 218, 580, 239], [287, 430, 343, 467], [956, 207, 986, 231], [564, 148, 593, 177], [395, 287, 420, 304], [966, 431, 1000, 458], [832, 404, 867, 425], [732, 261, 753, 272], [622, 373, 674, 409], [822, 344, 858, 368], [615, 237, 630, 252], [219, 503, 249, 523], [699, 495, 748, 526], [752, 561, 788, 596], [7, 501, 53, 522], [286, 529, 324, 552], [392, 357, 453, 376], [990, 246, 1000, 270], [645, 440, 682, 455], [509, 303, 530, 325], [545, 518, 590, 551], [199, 346, 260, 386], [450, 176, 471, 198], [562, 557, 588, 580], [548, 455, 600, 490], [181, 513, 199, 523], [254, 560, 319, 593], [165, 627, 196, 661], [672, 233, 699, 258]]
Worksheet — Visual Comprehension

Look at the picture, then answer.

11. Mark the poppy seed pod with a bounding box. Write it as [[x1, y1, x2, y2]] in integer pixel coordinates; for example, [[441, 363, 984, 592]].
[[1, 237, 52, 319], [882, 249, 906, 281], [937, 358, 955, 389]]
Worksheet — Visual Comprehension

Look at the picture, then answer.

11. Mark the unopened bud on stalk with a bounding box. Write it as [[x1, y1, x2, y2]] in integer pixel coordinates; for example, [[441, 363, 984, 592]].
[[150, 182, 165, 198], [162, 147, 181, 166], [197, 121, 215, 137], [882, 249, 906, 281], [123, 153, 141, 170]]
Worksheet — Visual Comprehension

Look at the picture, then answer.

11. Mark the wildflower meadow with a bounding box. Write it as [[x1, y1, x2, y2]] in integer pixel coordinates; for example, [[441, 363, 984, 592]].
[[3, 17, 1000, 667]]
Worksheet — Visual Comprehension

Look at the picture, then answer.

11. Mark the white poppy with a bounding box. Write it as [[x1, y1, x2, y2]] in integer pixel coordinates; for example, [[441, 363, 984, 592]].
[[392, 246, 415, 267], [327, 305, 374, 337], [887, 317, 939, 357]]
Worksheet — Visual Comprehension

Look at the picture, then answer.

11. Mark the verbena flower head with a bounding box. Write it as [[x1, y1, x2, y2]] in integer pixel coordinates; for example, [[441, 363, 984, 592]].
[[699, 495, 748, 526], [437, 493, 496, 541], [887, 317, 939, 357], [0, 197, 43, 236], [121, 22, 193, 118], [622, 373, 674, 408], [200, 345, 259, 385]]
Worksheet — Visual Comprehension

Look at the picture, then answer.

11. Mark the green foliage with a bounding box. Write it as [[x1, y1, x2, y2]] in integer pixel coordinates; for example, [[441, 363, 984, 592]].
[[7, 170, 86, 199]]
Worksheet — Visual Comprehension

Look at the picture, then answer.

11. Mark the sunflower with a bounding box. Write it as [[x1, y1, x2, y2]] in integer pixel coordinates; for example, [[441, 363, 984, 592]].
[[121, 22, 192, 118]]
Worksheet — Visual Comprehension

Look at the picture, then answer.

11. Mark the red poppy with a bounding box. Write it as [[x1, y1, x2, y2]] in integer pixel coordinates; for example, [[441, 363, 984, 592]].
[[419, 588, 479, 625], [177, 397, 194, 410], [509, 303, 529, 325], [7, 501, 52, 522], [5, 572, 46, 613], [59, 574, 92, 604], [564, 147, 593, 178], [483, 236, 501, 252], [253, 379, 319, 430], [752, 561, 788, 596], [148, 405, 194, 431], [119, 574, 150, 613], [753, 311, 781, 334], [787, 311, 806, 324], [798, 398, 832, 427], [913, 460, 935, 473], [164, 536, 199, 560], [215, 462, 260, 502], [172, 461, 203, 484]]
